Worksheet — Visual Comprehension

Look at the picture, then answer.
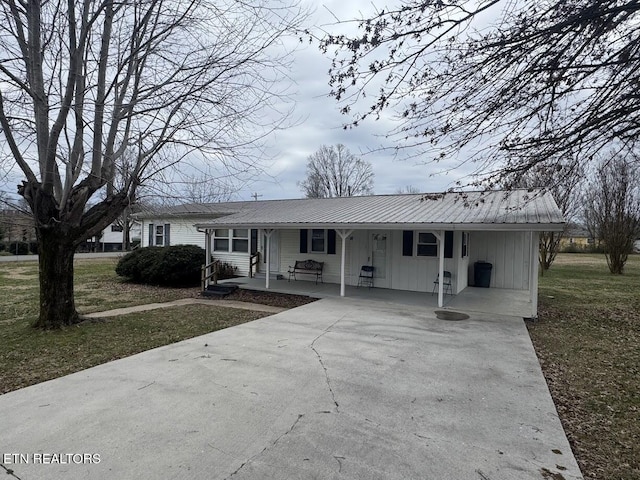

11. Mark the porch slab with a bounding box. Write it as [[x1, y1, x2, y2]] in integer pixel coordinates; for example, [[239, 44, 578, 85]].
[[223, 277, 534, 318]]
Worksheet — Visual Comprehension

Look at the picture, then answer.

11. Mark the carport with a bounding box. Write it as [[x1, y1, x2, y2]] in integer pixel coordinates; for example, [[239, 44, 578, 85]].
[[196, 189, 564, 318]]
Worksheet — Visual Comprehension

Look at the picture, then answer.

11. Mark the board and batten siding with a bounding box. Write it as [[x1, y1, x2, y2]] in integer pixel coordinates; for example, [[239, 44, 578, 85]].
[[278, 229, 353, 284], [468, 231, 531, 290], [389, 230, 458, 293]]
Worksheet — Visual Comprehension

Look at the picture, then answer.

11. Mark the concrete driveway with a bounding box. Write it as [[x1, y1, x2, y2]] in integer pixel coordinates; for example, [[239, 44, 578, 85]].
[[0, 298, 582, 480]]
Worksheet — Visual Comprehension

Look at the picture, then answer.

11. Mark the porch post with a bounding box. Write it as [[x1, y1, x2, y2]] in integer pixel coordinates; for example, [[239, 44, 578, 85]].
[[264, 229, 273, 289], [434, 230, 445, 308], [337, 229, 354, 297], [204, 229, 212, 288]]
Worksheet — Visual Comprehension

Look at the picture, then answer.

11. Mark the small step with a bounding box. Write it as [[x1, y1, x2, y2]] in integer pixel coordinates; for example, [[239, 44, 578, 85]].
[[202, 284, 238, 297]]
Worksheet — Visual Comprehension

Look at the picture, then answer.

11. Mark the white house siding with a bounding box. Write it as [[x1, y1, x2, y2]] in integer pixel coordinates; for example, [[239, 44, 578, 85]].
[[469, 231, 531, 290], [141, 218, 204, 248], [140, 218, 252, 276], [278, 229, 353, 285], [389, 230, 457, 293]]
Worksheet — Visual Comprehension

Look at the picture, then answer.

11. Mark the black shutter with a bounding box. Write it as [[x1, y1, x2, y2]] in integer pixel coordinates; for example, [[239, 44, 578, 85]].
[[250, 229, 258, 254], [402, 230, 413, 256], [299, 229, 308, 253], [327, 229, 336, 254], [148, 224, 154, 246], [444, 230, 453, 258], [164, 224, 171, 246]]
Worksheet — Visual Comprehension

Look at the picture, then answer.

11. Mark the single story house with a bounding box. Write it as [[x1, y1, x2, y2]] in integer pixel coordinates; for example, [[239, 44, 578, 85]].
[[137, 189, 564, 317]]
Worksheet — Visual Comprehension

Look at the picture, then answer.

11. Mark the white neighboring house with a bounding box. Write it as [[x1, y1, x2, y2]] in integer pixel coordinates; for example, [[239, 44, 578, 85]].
[[136, 189, 565, 317], [85, 221, 142, 252]]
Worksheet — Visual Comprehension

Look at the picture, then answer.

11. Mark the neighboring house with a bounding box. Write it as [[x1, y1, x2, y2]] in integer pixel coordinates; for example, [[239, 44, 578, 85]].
[[81, 221, 142, 252], [0, 209, 36, 243], [558, 223, 594, 250], [138, 189, 564, 316]]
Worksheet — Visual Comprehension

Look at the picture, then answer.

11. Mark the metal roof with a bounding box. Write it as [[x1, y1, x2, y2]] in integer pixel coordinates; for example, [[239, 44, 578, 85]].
[[191, 189, 564, 231]]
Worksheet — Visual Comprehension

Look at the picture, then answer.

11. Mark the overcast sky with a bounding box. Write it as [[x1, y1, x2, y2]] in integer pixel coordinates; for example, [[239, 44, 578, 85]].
[[0, 0, 474, 205], [233, 0, 471, 201]]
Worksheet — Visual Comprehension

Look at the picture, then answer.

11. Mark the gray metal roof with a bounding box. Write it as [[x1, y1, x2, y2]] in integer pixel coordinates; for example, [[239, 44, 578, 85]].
[[191, 189, 564, 231]]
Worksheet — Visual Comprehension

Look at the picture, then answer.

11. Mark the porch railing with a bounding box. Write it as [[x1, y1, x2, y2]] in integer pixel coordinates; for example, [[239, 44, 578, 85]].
[[249, 252, 260, 278], [201, 259, 221, 291]]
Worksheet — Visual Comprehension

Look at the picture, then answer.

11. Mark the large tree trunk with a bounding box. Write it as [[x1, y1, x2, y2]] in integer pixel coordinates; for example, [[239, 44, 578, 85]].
[[33, 228, 80, 329]]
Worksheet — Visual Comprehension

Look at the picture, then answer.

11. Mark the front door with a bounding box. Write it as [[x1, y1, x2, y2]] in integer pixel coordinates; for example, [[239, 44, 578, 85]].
[[370, 231, 390, 288], [261, 231, 280, 273]]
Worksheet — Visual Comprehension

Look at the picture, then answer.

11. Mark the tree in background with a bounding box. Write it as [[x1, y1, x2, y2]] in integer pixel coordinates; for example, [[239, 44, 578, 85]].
[[502, 161, 583, 274], [299, 144, 374, 198], [0, 0, 306, 328], [395, 185, 421, 194], [320, 1, 640, 187], [583, 154, 640, 274]]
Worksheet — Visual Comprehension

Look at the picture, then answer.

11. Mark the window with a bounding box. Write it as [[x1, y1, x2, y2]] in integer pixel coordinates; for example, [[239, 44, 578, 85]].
[[310, 229, 325, 253], [111, 224, 123, 232], [417, 232, 438, 257], [232, 229, 249, 253], [213, 229, 229, 252], [155, 225, 165, 246], [461, 232, 469, 258]]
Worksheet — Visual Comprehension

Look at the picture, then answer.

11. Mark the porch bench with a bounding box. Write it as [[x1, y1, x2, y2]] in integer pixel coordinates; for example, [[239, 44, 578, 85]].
[[288, 259, 324, 284]]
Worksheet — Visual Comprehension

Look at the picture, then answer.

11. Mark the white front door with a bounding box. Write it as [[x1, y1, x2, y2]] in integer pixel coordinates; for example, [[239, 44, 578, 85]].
[[261, 231, 280, 273], [370, 231, 390, 288]]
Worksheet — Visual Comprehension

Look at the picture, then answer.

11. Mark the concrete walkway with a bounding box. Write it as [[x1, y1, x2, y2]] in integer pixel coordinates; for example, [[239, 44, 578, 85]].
[[83, 298, 286, 318], [0, 298, 582, 480]]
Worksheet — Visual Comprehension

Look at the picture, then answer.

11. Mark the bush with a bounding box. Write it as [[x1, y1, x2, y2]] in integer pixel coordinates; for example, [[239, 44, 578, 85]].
[[0, 243, 5, 252], [116, 245, 205, 287], [28, 241, 38, 255], [216, 261, 238, 280], [8, 241, 30, 255]]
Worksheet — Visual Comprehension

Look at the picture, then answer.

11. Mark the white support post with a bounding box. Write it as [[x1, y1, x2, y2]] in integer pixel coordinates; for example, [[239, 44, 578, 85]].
[[264, 229, 273, 290], [204, 229, 212, 288], [434, 231, 445, 308], [336, 229, 354, 297]]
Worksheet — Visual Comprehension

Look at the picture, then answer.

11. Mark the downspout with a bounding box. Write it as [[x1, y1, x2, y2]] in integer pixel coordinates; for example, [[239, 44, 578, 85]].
[[196, 226, 212, 289]]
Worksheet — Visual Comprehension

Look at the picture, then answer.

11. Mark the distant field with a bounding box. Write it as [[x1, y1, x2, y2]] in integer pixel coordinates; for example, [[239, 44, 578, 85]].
[[528, 253, 640, 480]]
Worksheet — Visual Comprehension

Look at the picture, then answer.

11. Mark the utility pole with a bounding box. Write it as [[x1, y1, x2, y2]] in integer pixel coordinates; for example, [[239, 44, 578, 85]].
[[251, 192, 263, 201]]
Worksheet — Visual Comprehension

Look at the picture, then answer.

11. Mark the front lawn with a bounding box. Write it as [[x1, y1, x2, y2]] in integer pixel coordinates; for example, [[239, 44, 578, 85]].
[[0, 258, 268, 394], [528, 254, 640, 480]]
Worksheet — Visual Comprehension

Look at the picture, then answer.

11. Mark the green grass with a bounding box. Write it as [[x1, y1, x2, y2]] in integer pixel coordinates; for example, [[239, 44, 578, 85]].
[[0, 258, 267, 394], [528, 254, 640, 480]]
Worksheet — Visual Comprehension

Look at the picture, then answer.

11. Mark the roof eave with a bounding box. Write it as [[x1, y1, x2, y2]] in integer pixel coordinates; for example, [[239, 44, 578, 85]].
[[193, 222, 565, 232]]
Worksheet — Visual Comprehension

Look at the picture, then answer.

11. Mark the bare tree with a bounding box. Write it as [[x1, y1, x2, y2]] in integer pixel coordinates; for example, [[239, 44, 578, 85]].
[[299, 144, 374, 198], [319, 1, 640, 188], [583, 154, 640, 274], [0, 0, 306, 328], [395, 185, 420, 194], [503, 161, 583, 274]]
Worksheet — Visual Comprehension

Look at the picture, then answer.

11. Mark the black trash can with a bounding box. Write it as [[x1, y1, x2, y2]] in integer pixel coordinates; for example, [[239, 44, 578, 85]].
[[474, 261, 492, 288]]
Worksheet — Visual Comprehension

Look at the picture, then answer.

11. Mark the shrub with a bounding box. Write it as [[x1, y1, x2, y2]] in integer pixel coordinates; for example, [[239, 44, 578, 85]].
[[216, 261, 238, 280], [116, 245, 205, 287], [155, 245, 206, 286], [8, 241, 30, 255], [28, 241, 39, 255], [0, 243, 5, 252]]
